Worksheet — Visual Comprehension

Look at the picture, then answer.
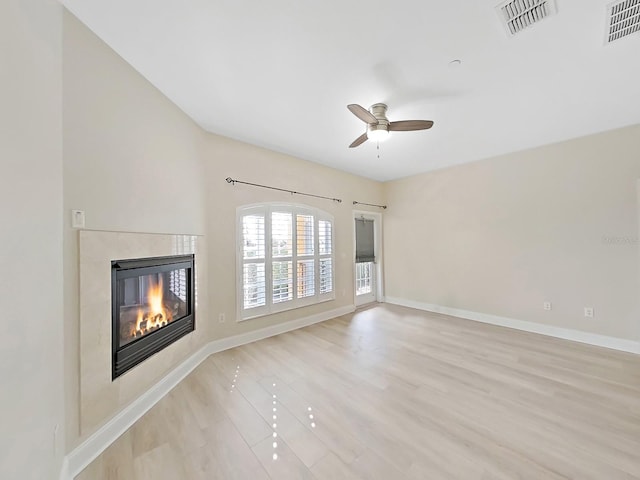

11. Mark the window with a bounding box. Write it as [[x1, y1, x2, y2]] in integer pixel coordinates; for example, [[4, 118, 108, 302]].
[[355, 262, 372, 295], [238, 203, 335, 319]]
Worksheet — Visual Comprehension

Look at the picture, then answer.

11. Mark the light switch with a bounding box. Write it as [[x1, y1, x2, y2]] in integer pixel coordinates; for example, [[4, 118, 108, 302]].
[[71, 210, 85, 228]]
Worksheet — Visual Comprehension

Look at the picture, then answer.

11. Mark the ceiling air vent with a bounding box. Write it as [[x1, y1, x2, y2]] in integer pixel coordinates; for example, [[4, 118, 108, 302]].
[[496, 0, 557, 36], [606, 0, 640, 44]]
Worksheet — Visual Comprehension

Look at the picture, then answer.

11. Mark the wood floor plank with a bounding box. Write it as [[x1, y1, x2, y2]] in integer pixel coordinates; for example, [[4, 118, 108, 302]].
[[76, 304, 640, 479], [184, 417, 270, 480], [310, 451, 365, 480], [252, 434, 315, 479]]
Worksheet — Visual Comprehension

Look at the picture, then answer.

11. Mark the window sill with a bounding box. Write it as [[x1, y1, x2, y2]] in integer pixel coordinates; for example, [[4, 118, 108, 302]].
[[238, 294, 336, 322]]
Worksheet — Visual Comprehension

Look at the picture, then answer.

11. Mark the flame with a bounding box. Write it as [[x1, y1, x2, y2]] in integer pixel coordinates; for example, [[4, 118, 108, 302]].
[[132, 276, 171, 337], [135, 308, 144, 333], [148, 277, 165, 318]]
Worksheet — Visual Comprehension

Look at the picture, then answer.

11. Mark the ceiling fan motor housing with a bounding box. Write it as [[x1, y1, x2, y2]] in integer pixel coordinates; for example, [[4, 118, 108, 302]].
[[369, 103, 389, 120]]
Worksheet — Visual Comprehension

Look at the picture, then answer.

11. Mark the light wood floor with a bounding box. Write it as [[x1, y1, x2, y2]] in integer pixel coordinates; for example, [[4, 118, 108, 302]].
[[77, 304, 640, 479]]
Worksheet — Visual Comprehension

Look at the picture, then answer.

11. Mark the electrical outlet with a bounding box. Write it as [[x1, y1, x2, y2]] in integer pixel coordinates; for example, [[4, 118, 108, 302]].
[[543, 301, 552, 311], [584, 307, 594, 318], [218, 313, 226, 323]]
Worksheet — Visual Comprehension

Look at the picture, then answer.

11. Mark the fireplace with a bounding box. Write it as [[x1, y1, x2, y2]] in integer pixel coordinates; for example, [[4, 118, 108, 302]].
[[111, 254, 195, 379]]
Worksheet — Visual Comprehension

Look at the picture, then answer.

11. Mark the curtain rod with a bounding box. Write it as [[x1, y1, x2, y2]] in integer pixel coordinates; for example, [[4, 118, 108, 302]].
[[353, 201, 387, 210], [226, 177, 342, 204]]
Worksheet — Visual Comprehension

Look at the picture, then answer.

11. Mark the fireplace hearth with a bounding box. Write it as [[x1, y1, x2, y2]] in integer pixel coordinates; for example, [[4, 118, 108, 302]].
[[111, 254, 195, 379]]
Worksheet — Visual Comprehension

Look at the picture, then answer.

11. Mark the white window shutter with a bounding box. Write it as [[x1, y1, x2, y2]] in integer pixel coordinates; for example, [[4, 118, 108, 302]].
[[238, 204, 334, 320]]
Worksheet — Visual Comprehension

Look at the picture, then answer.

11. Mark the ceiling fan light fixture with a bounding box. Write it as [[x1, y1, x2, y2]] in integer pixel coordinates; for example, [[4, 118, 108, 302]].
[[367, 126, 389, 142]]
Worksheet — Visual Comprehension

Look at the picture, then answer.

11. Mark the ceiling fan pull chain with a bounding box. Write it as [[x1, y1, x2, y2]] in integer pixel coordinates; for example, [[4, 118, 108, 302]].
[[377, 141, 380, 160]]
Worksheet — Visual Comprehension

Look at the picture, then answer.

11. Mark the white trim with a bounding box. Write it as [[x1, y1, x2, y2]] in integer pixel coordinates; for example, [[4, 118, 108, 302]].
[[385, 297, 640, 355], [61, 304, 354, 480]]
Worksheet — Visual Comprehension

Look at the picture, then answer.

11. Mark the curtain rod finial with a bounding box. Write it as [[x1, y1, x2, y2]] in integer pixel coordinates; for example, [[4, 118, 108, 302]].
[[225, 177, 234, 184]]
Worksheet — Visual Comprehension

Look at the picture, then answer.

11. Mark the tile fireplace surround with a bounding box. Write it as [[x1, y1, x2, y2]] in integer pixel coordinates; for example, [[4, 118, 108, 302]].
[[79, 230, 208, 437]]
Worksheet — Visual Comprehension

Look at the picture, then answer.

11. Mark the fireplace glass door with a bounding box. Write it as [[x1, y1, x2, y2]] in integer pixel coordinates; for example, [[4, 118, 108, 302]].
[[117, 269, 189, 347]]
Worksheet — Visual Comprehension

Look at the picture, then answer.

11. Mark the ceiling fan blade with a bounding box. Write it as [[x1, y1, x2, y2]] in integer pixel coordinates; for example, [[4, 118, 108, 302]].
[[347, 104, 378, 124], [388, 120, 434, 131], [349, 132, 368, 148]]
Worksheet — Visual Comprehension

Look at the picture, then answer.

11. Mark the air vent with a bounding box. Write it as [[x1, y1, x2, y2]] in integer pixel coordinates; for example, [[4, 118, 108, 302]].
[[496, 0, 557, 36], [606, 0, 640, 43]]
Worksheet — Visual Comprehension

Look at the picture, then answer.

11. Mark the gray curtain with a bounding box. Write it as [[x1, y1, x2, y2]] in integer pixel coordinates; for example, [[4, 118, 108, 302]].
[[355, 218, 375, 263]]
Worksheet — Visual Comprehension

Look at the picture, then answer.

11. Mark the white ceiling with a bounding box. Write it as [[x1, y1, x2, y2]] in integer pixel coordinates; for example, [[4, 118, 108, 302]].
[[62, 0, 640, 181]]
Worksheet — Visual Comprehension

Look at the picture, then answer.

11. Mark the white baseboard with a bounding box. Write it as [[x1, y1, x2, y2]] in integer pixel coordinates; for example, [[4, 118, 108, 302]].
[[385, 297, 640, 355], [214, 304, 355, 352], [62, 304, 354, 480]]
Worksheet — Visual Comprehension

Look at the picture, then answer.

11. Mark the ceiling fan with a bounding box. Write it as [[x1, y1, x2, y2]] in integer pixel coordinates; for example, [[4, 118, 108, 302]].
[[347, 103, 434, 148]]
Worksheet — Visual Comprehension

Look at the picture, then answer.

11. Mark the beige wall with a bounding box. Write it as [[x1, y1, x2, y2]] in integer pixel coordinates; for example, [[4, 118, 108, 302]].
[[384, 125, 640, 341], [0, 1, 65, 478], [62, 12, 209, 447], [202, 134, 383, 338], [62, 10, 383, 449]]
